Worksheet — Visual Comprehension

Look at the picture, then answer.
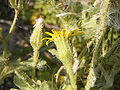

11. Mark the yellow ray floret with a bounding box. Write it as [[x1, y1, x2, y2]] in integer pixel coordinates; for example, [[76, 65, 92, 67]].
[[43, 29, 85, 45]]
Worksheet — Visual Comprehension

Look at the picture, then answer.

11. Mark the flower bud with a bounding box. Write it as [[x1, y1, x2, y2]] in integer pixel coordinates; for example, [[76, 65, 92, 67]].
[[30, 17, 44, 51]]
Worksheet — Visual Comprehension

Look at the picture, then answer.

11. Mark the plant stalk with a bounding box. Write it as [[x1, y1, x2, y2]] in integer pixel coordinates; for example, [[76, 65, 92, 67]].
[[9, 9, 19, 34], [85, 0, 110, 89], [3, 9, 19, 58], [65, 63, 77, 90], [33, 49, 39, 78]]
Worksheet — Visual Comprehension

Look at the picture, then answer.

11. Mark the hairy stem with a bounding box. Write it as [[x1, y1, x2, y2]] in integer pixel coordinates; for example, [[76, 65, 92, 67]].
[[32, 49, 39, 78], [85, 0, 110, 89], [65, 64, 77, 90]]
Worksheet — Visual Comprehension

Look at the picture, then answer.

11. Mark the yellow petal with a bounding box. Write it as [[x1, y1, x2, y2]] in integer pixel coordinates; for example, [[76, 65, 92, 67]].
[[60, 29, 66, 37], [52, 29, 59, 35], [64, 30, 69, 38], [52, 29, 60, 38], [45, 32, 53, 36], [42, 37, 52, 41], [46, 40, 53, 46]]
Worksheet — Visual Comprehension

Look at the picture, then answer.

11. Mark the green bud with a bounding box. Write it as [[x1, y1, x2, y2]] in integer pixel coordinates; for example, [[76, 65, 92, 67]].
[[30, 17, 44, 51]]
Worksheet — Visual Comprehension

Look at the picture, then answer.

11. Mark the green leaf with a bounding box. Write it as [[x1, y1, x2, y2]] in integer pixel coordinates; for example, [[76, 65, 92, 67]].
[[82, 14, 100, 39], [48, 49, 58, 57], [14, 70, 37, 90], [0, 56, 21, 84], [14, 70, 54, 90]]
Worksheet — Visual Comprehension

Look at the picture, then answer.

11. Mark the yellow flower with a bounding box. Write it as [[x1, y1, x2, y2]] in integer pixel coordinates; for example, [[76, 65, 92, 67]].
[[43, 29, 84, 45], [43, 28, 84, 90]]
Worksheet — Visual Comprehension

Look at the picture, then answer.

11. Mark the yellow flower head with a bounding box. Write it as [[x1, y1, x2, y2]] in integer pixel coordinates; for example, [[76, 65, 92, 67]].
[[43, 29, 84, 89], [43, 29, 84, 45]]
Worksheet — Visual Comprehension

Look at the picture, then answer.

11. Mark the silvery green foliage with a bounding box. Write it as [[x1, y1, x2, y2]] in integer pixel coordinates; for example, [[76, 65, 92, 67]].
[[0, 56, 22, 85], [81, 2, 101, 39], [94, 55, 120, 89], [90, 38, 120, 89], [107, 0, 120, 37], [14, 70, 57, 90], [0, 54, 54, 89], [107, 8, 120, 31], [0, 57, 33, 85], [14, 70, 39, 90], [81, 12, 100, 39]]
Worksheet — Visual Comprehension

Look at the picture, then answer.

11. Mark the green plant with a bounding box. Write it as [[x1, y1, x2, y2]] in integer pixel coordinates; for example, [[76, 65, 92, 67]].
[[0, 0, 120, 90]]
